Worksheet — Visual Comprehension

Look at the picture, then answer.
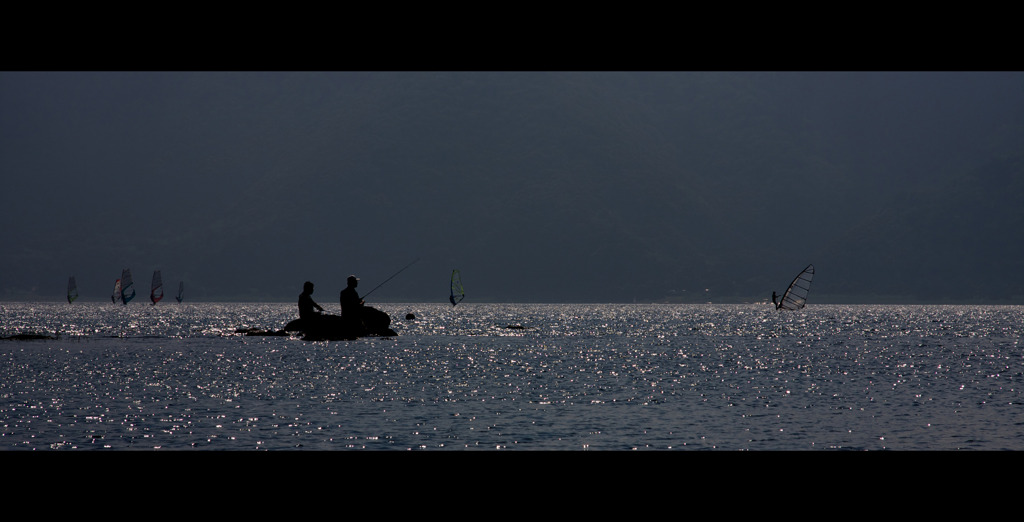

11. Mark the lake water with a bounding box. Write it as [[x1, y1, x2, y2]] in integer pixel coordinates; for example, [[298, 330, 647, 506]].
[[2, 302, 1021, 450]]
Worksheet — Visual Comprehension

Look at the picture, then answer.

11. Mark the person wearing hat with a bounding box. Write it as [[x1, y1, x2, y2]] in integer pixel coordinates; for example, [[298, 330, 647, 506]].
[[340, 275, 365, 328]]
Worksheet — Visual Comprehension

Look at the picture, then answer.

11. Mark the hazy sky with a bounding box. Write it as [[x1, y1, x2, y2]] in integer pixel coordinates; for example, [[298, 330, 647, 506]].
[[2, 71, 1021, 303]]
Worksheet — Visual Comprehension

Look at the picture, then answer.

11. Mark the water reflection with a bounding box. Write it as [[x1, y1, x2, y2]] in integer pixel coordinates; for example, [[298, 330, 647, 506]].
[[1, 303, 1022, 450]]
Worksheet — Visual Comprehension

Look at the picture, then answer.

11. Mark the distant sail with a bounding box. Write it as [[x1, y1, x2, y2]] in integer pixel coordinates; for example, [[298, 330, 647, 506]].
[[112, 279, 122, 303], [150, 270, 163, 305], [176, 281, 184, 303], [67, 276, 78, 304], [120, 268, 135, 305], [775, 264, 814, 310], [449, 269, 464, 306]]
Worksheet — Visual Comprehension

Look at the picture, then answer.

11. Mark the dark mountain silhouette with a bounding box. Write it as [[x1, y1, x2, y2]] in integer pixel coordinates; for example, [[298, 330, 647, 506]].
[[2, 72, 1021, 302]]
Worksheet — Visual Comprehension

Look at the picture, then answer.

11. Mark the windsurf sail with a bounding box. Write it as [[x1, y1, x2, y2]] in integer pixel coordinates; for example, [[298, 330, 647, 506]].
[[112, 279, 121, 303], [150, 270, 163, 305], [67, 276, 78, 304], [120, 268, 135, 305], [775, 264, 814, 310], [176, 281, 184, 303], [449, 269, 464, 306]]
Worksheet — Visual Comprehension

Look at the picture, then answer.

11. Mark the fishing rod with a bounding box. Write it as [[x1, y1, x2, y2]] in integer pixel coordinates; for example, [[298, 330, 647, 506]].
[[360, 258, 420, 299]]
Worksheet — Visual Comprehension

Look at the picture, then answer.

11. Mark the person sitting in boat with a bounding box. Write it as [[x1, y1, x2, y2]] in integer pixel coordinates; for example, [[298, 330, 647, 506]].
[[298, 281, 325, 320], [340, 275, 365, 326]]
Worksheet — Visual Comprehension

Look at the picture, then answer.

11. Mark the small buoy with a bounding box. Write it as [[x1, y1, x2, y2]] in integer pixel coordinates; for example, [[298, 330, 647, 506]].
[[405, 313, 415, 320]]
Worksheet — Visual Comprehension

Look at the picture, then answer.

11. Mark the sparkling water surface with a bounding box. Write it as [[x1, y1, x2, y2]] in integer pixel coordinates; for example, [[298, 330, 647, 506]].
[[2, 302, 1022, 450]]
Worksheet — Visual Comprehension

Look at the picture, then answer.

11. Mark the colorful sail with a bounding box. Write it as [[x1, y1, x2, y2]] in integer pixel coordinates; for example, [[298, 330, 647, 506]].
[[112, 279, 122, 303], [449, 269, 464, 306], [67, 276, 79, 304], [150, 270, 163, 305], [775, 264, 814, 310], [120, 268, 135, 305], [176, 281, 184, 303]]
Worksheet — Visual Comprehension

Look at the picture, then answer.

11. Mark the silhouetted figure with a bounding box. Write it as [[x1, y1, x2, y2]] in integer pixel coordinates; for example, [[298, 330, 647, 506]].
[[340, 274, 364, 316], [339, 275, 367, 334], [298, 281, 325, 320], [282, 277, 397, 340], [772, 291, 779, 309]]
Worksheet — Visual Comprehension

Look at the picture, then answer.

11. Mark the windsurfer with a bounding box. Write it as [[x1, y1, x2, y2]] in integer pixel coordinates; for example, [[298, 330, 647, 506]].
[[772, 291, 779, 308], [298, 281, 325, 320], [774, 264, 815, 311], [340, 275, 364, 324]]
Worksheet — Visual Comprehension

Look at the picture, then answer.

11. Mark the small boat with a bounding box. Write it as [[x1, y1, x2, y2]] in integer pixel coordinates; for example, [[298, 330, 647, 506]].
[[283, 306, 397, 341]]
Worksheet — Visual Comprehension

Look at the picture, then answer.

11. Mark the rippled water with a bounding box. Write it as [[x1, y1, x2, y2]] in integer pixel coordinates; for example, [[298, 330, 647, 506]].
[[2, 302, 1022, 450]]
